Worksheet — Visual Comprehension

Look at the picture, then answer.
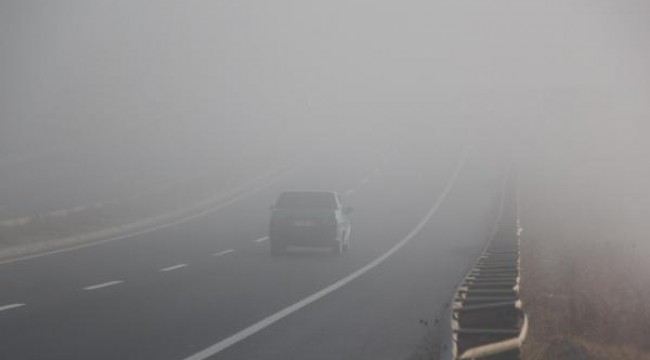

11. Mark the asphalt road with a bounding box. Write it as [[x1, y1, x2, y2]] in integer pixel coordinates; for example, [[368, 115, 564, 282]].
[[0, 139, 504, 360]]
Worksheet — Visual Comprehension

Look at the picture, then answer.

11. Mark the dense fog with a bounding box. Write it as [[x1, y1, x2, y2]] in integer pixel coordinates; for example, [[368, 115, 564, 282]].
[[1, 0, 649, 243], [2, 1, 645, 152], [1, 3, 650, 359]]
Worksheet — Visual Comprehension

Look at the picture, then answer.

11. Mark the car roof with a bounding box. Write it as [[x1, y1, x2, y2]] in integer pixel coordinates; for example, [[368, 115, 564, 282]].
[[279, 191, 338, 196], [275, 191, 340, 209]]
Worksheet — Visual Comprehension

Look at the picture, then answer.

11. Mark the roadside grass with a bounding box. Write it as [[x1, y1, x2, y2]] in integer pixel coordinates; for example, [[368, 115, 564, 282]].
[[518, 132, 650, 359], [576, 338, 650, 360], [524, 336, 650, 360]]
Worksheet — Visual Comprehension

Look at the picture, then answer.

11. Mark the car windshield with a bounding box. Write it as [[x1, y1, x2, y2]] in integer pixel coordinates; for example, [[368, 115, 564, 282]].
[[275, 192, 337, 210]]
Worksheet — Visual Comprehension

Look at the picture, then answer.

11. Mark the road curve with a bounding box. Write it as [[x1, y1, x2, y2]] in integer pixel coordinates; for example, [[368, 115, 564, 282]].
[[0, 139, 504, 360]]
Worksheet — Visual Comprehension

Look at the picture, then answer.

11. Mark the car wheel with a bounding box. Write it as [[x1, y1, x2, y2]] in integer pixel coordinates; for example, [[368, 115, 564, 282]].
[[332, 241, 343, 256], [343, 230, 352, 253], [270, 240, 286, 256]]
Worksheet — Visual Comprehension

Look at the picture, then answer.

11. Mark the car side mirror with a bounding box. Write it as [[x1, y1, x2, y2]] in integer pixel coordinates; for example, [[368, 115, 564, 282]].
[[343, 206, 353, 215]]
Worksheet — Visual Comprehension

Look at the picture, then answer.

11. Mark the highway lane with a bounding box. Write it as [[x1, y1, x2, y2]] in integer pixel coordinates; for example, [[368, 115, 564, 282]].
[[0, 148, 380, 297], [212, 153, 503, 360], [0, 138, 500, 360]]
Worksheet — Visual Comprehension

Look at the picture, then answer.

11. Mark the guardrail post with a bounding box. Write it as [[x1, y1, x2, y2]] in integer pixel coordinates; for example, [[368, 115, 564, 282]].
[[445, 169, 527, 359]]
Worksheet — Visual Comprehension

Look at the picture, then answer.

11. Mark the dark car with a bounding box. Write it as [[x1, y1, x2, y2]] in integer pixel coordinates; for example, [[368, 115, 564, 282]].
[[269, 191, 352, 255]]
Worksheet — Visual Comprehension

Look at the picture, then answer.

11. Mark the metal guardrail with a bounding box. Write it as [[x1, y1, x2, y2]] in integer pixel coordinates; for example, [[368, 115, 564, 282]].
[[445, 171, 526, 360]]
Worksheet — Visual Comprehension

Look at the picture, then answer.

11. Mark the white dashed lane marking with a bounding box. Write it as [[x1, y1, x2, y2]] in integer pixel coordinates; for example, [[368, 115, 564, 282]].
[[254, 237, 269, 243], [212, 249, 235, 257], [181, 149, 468, 360], [0, 303, 25, 313], [159, 264, 188, 272], [83, 280, 123, 291]]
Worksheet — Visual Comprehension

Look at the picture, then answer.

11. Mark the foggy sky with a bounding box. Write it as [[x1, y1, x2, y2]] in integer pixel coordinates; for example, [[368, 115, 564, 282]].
[[1, 0, 649, 160]]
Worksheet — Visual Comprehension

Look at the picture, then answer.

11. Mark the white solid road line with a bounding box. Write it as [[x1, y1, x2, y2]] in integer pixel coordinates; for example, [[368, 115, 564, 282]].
[[254, 236, 269, 243], [0, 303, 26, 313], [160, 264, 188, 272], [181, 150, 468, 360], [83, 280, 123, 291], [212, 249, 235, 257]]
